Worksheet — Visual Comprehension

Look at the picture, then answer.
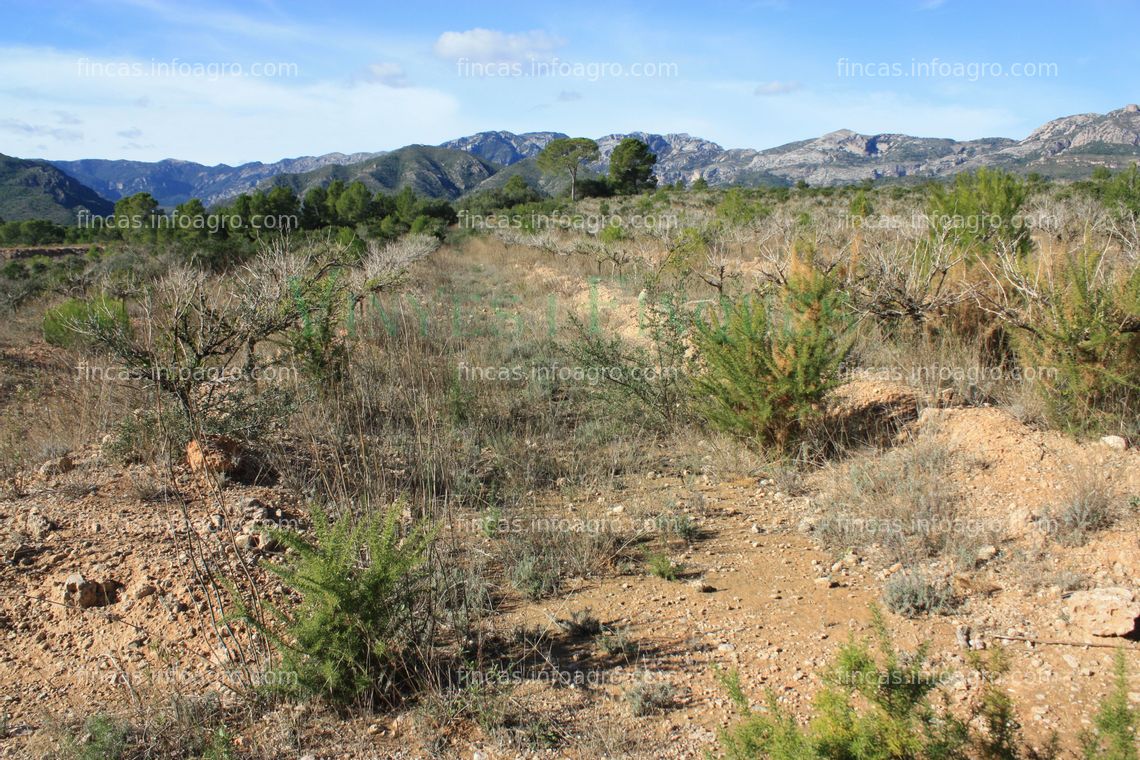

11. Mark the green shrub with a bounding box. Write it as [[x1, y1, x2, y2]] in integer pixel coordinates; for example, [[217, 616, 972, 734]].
[[1081, 652, 1139, 760], [104, 406, 190, 465], [244, 503, 434, 708], [647, 552, 682, 580], [1097, 164, 1140, 218], [691, 260, 852, 451], [69, 714, 131, 760], [718, 608, 969, 760], [715, 609, 1090, 760], [1011, 247, 1140, 435], [717, 189, 771, 226], [289, 271, 352, 387], [43, 296, 130, 349], [655, 507, 700, 542], [927, 168, 1033, 259]]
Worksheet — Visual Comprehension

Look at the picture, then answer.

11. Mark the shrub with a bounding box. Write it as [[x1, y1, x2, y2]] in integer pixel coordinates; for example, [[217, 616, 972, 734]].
[[625, 676, 677, 716], [717, 609, 1078, 760], [717, 189, 771, 226], [563, 288, 693, 426], [1009, 247, 1140, 435], [597, 626, 640, 661], [69, 714, 130, 760], [1045, 471, 1119, 546], [244, 503, 434, 708], [655, 507, 700, 542], [502, 526, 624, 600], [288, 271, 352, 386], [691, 259, 852, 452], [508, 551, 563, 600], [718, 608, 969, 760], [1098, 164, 1140, 218], [819, 441, 967, 565], [58, 694, 236, 760], [43, 295, 130, 349], [882, 572, 957, 617], [1080, 652, 1139, 760], [647, 552, 682, 580], [927, 168, 1033, 259], [560, 608, 602, 638]]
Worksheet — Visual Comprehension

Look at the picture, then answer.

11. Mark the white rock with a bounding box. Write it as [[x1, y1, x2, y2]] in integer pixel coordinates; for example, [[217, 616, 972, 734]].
[[1100, 435, 1129, 451]]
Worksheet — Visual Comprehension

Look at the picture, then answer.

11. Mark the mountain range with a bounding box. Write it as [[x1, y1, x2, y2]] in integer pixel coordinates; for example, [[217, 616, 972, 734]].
[[3, 106, 1139, 223], [0, 154, 113, 225]]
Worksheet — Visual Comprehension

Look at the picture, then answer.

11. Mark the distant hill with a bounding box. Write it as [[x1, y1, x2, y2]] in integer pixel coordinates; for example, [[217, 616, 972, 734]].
[[6, 104, 1136, 224], [455, 107, 1140, 189], [50, 152, 384, 208], [439, 131, 567, 166], [262, 145, 500, 200], [0, 154, 113, 225]]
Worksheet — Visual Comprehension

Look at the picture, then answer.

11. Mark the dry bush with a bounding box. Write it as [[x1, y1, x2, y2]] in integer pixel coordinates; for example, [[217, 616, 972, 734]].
[[1044, 468, 1124, 546], [817, 436, 988, 567]]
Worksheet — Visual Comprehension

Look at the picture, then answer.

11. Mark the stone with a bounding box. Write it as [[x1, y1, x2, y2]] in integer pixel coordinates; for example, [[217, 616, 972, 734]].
[[1100, 435, 1129, 451], [63, 573, 106, 609], [975, 545, 998, 564], [25, 510, 56, 540], [1065, 588, 1140, 637], [185, 432, 257, 480], [38, 455, 74, 478], [186, 436, 245, 480]]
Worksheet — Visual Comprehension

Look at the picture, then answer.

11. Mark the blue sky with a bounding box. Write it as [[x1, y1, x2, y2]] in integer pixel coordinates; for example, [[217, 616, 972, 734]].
[[1, 0, 1135, 165]]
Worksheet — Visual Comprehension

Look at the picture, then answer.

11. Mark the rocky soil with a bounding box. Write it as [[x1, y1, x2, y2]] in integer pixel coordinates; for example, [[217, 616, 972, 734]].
[[0, 379, 1137, 757]]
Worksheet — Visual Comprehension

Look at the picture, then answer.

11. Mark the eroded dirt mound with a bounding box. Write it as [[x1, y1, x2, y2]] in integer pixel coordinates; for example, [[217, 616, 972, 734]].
[[823, 377, 922, 448]]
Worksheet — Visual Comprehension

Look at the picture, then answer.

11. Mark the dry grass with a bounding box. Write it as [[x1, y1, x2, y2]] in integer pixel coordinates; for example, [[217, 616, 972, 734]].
[[3, 180, 1137, 755], [817, 436, 989, 568]]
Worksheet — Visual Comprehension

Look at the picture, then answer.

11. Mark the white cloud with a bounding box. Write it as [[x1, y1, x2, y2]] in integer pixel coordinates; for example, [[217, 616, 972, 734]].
[[433, 28, 565, 63], [362, 62, 410, 88], [0, 46, 463, 163], [0, 118, 82, 141], [754, 80, 802, 96], [53, 110, 83, 125]]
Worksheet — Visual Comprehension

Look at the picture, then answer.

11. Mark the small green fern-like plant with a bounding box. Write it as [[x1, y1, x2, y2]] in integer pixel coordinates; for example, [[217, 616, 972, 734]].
[[692, 259, 852, 451], [240, 503, 434, 709]]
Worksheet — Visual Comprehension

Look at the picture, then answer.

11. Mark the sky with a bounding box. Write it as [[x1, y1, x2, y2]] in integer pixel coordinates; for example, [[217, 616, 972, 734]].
[[1, 0, 1136, 166]]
